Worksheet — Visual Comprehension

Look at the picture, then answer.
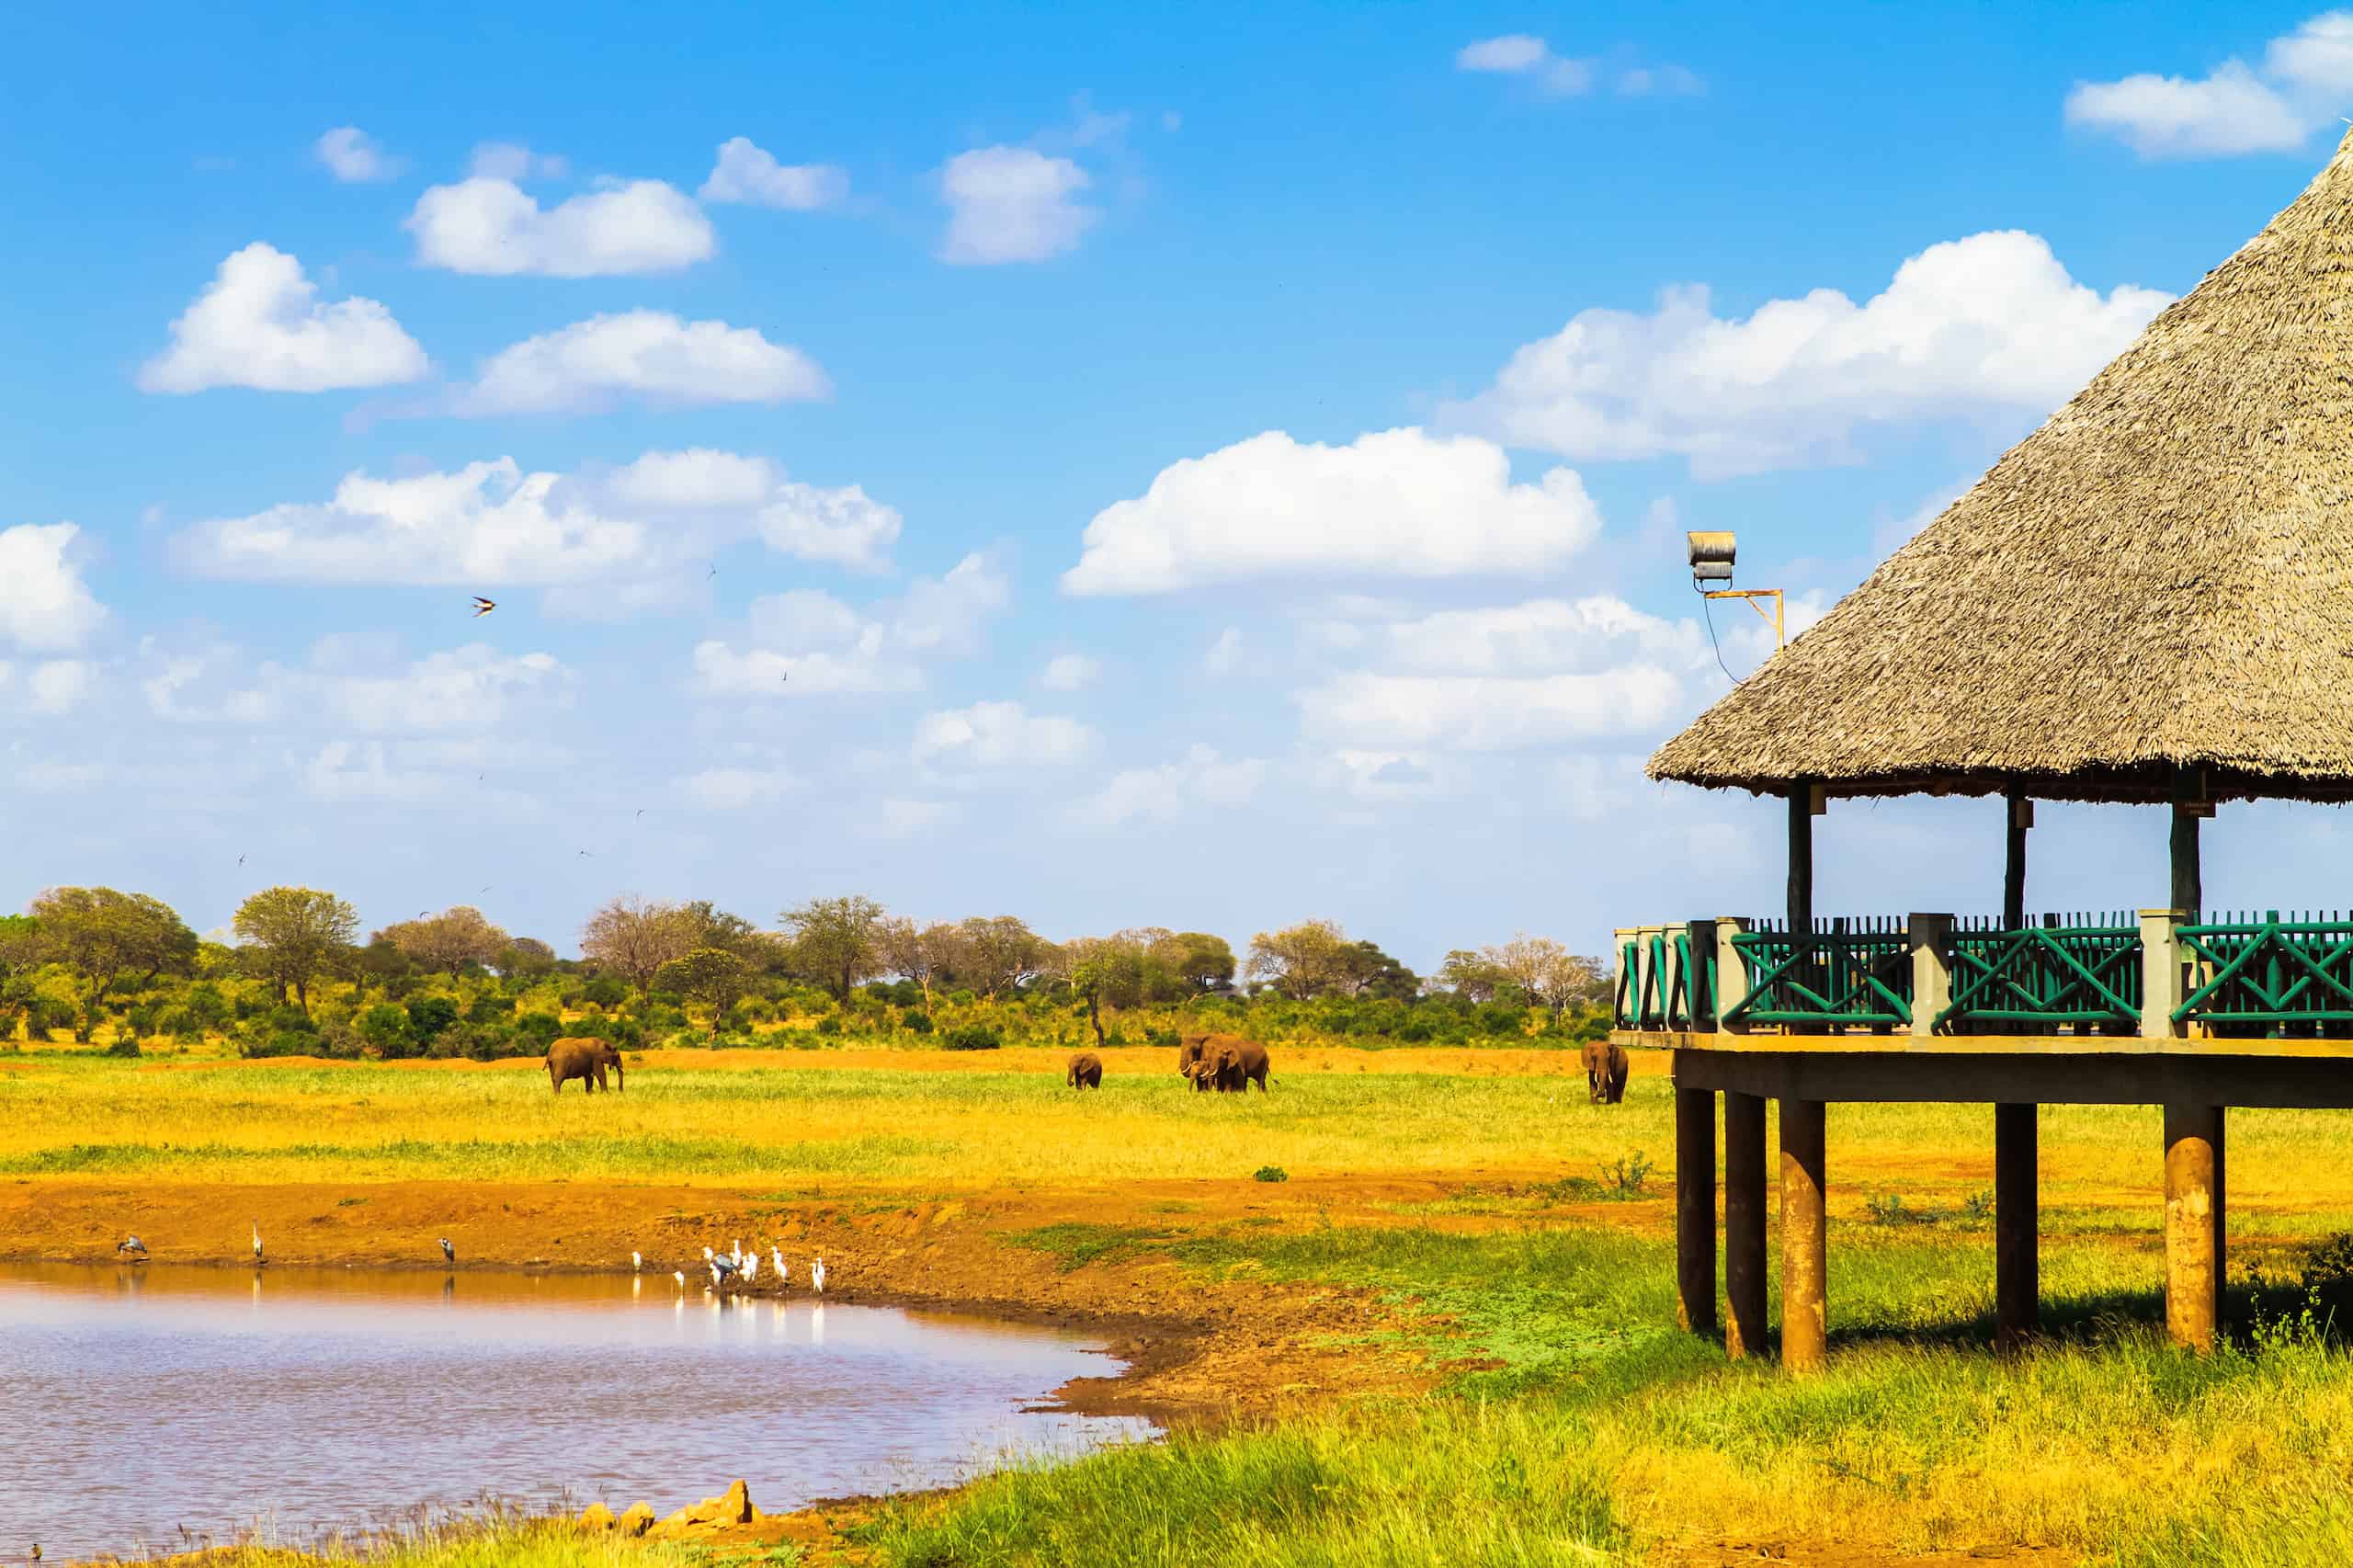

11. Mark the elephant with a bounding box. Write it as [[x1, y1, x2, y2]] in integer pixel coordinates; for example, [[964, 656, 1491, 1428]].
[[1067, 1051, 1104, 1089], [1187, 1035, 1271, 1094], [1177, 1034, 1212, 1079], [1580, 1040, 1629, 1105], [547, 1036, 625, 1094]]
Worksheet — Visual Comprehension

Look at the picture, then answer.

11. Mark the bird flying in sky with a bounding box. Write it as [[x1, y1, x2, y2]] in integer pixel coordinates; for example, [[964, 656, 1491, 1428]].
[[470, 597, 495, 618]]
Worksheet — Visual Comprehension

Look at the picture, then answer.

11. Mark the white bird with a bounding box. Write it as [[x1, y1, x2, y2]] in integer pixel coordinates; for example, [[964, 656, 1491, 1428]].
[[673, 1270, 687, 1289], [741, 1254, 757, 1284], [770, 1245, 785, 1280], [812, 1257, 825, 1294], [631, 1251, 642, 1272], [732, 1239, 744, 1268], [703, 1246, 715, 1262], [251, 1222, 264, 1265]]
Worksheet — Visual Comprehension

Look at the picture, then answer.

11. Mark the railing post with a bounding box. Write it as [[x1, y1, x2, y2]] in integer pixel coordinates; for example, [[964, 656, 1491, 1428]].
[[1909, 913, 1953, 1039], [1635, 925, 1661, 1028], [1714, 916, 1752, 1035], [2140, 909, 2187, 1040], [1656, 925, 1685, 1030], [1686, 918, 1719, 1029]]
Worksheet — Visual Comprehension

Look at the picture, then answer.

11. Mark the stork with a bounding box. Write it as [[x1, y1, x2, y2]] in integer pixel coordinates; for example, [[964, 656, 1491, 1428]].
[[251, 1221, 265, 1267], [812, 1257, 825, 1294], [116, 1235, 148, 1260], [710, 1256, 738, 1289], [439, 1238, 455, 1267]]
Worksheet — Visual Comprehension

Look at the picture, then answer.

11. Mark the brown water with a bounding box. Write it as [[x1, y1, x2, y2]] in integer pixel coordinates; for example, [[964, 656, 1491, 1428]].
[[0, 1263, 1152, 1560]]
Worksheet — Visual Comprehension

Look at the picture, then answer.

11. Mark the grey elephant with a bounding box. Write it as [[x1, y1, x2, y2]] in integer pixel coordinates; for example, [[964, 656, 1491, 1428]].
[[1188, 1035, 1272, 1094], [547, 1037, 625, 1094], [1580, 1040, 1628, 1105], [1067, 1051, 1104, 1088]]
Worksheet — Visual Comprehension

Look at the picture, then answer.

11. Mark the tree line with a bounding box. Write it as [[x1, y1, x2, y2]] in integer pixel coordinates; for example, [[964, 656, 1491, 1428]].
[[0, 883, 1612, 1055]]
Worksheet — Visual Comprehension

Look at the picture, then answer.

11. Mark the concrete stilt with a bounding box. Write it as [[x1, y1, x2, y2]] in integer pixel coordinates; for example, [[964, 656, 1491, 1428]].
[[1995, 1101, 2039, 1350], [2164, 1103, 2223, 1350], [1779, 1097, 1827, 1370], [1724, 1091, 1768, 1359], [1676, 1085, 1717, 1335]]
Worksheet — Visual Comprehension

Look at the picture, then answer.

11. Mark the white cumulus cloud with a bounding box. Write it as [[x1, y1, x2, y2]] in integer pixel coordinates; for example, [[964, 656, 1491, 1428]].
[[1075, 744, 1267, 827], [450, 311, 830, 415], [469, 142, 569, 180], [138, 243, 428, 394], [939, 146, 1095, 264], [170, 449, 902, 608], [1296, 668, 1685, 751], [1455, 231, 2172, 478], [1455, 34, 1594, 94], [677, 766, 799, 809], [1040, 653, 1099, 691], [314, 127, 405, 182], [691, 555, 1009, 697], [2066, 12, 2353, 158], [1063, 427, 1602, 596], [0, 524, 107, 652], [912, 701, 1097, 767], [700, 137, 848, 209], [405, 177, 714, 276]]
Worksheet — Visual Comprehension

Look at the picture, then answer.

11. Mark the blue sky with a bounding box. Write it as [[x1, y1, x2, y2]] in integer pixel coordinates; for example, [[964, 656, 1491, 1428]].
[[6, 4, 2353, 965]]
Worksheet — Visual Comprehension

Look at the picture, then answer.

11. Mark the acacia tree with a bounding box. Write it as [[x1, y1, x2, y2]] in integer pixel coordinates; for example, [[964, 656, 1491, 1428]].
[[233, 886, 358, 1016], [30, 887, 198, 1028], [878, 917, 962, 1011], [781, 895, 888, 1003], [1245, 918, 1355, 999], [499, 937, 557, 978], [580, 894, 698, 995], [657, 947, 753, 1029], [954, 915, 1047, 998], [382, 906, 509, 981]]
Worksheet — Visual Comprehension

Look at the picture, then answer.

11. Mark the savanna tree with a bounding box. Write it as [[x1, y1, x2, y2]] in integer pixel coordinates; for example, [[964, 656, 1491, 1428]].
[[29, 887, 198, 1028], [657, 947, 753, 1025], [580, 894, 699, 995], [232, 886, 359, 1016], [382, 905, 509, 980], [780, 895, 888, 1003]]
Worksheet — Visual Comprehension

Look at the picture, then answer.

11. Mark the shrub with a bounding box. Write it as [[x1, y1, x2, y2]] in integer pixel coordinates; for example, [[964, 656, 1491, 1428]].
[[642, 1004, 688, 1031], [1395, 1017, 1436, 1043], [813, 1015, 844, 1037], [242, 1031, 316, 1060], [946, 989, 977, 1006], [467, 993, 516, 1023], [582, 978, 627, 1009], [573, 1015, 644, 1050], [105, 1036, 142, 1059], [405, 995, 460, 1045], [514, 1011, 563, 1048], [1253, 1165, 1289, 1183], [357, 1004, 413, 1058], [903, 1009, 934, 1035], [942, 1023, 1003, 1051]]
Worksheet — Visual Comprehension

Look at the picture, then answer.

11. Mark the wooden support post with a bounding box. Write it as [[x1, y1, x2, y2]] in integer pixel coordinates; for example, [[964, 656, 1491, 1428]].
[[1909, 913, 1952, 1038], [1995, 1102, 2039, 1351], [1779, 1097, 1828, 1370], [1723, 1091, 1768, 1359], [1676, 1085, 1717, 1335], [1788, 784, 1816, 933], [2170, 768, 2205, 918], [2164, 1103, 2223, 1350], [1687, 918, 1719, 1028], [2213, 1108, 2229, 1301], [2003, 787, 2030, 930]]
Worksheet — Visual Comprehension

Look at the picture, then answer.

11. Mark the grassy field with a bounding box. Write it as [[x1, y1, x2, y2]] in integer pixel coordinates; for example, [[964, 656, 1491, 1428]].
[[11, 1045, 2353, 1565]]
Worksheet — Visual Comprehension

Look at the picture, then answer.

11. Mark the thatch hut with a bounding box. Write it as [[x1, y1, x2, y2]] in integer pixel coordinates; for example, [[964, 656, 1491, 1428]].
[[1622, 129, 2353, 1371]]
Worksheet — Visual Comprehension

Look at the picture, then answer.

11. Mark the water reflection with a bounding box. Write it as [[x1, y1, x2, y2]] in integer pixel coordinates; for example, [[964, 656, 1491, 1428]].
[[0, 1262, 1150, 1562]]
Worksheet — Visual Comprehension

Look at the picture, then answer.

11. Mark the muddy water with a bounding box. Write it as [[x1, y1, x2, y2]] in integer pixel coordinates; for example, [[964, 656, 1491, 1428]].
[[0, 1262, 1152, 1560]]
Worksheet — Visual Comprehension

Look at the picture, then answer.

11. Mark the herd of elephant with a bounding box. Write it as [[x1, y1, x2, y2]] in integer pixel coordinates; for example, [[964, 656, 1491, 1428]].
[[1064, 1032, 1273, 1094], [547, 1029, 1628, 1105]]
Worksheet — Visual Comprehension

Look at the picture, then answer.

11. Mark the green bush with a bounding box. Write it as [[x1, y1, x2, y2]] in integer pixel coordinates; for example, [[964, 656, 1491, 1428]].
[[813, 1015, 844, 1037], [405, 995, 459, 1044], [1253, 1165, 1289, 1183], [513, 1011, 563, 1048], [357, 1004, 414, 1058], [466, 993, 515, 1023], [943, 1023, 1003, 1051], [242, 1031, 317, 1060], [581, 978, 627, 1008], [903, 1009, 935, 1034]]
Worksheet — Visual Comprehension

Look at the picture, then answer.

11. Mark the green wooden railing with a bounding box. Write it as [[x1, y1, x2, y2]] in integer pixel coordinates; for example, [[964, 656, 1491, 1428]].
[[1724, 917, 1912, 1030], [2177, 910, 2353, 1038], [1938, 913, 2140, 1033], [1615, 926, 1715, 1030]]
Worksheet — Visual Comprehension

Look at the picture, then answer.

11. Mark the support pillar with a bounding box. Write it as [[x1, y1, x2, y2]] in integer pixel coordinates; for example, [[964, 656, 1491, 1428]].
[[2003, 786, 2030, 931], [2140, 910, 2187, 1040], [1788, 783, 1816, 933], [2164, 1103, 2223, 1350], [1714, 916, 1752, 1035], [1779, 1097, 1827, 1371], [1676, 1085, 1717, 1335], [2170, 767, 2206, 919], [1723, 1091, 1768, 1359], [1909, 913, 1953, 1039], [1995, 1102, 2039, 1350]]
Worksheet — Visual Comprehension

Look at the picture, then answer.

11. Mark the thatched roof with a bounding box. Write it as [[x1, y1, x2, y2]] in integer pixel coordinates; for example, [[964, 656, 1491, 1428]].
[[1650, 130, 2353, 805]]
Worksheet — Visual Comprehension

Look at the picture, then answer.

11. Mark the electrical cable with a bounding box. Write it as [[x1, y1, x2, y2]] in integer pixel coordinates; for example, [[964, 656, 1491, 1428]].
[[1695, 581, 1737, 684]]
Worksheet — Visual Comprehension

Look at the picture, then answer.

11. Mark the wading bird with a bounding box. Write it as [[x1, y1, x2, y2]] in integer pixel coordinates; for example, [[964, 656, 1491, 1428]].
[[813, 1257, 825, 1294], [741, 1254, 757, 1284], [710, 1256, 738, 1289], [439, 1238, 455, 1266], [117, 1235, 148, 1259], [771, 1245, 785, 1281], [632, 1251, 642, 1272], [673, 1270, 687, 1289], [471, 596, 495, 618], [252, 1222, 264, 1267]]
